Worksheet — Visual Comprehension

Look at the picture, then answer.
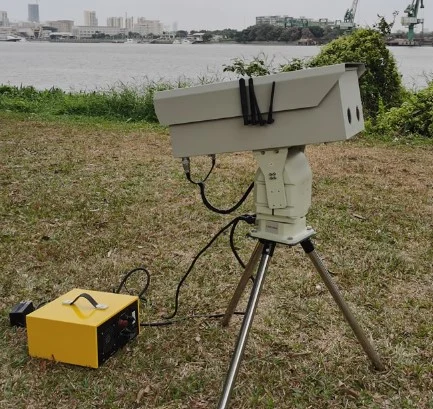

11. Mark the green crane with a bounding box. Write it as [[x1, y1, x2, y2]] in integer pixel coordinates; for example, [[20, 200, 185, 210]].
[[401, 0, 425, 43], [337, 0, 358, 30], [344, 0, 359, 24]]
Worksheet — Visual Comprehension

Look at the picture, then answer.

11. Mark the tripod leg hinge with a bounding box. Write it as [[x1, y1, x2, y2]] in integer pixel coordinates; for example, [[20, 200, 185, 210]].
[[301, 238, 315, 254], [260, 240, 276, 257]]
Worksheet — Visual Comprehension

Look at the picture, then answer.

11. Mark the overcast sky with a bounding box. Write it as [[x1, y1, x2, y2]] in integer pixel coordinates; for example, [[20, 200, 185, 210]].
[[0, 0, 430, 31]]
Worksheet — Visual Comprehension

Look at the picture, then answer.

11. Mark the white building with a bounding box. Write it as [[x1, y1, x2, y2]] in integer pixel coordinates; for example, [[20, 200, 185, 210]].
[[133, 18, 163, 36], [73, 25, 127, 38], [83, 10, 98, 27], [107, 17, 124, 28], [125, 17, 134, 30], [256, 15, 291, 26], [0, 11, 9, 27], [46, 20, 74, 33]]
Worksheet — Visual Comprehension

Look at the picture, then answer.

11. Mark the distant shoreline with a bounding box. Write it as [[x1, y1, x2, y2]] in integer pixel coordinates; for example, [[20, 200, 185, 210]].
[[6, 39, 433, 47]]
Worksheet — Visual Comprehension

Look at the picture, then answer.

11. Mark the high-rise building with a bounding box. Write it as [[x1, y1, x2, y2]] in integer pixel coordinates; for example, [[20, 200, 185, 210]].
[[107, 17, 124, 28], [84, 10, 98, 27], [125, 17, 134, 30], [28, 4, 40, 23], [0, 11, 9, 27]]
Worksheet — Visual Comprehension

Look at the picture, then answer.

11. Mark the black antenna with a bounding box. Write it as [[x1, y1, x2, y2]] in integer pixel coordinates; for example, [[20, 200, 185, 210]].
[[239, 79, 250, 125], [267, 81, 276, 124], [248, 78, 265, 126], [248, 78, 257, 125]]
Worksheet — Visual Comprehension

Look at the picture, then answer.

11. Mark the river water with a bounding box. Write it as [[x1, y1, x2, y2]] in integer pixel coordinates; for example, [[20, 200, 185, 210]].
[[0, 41, 432, 91]]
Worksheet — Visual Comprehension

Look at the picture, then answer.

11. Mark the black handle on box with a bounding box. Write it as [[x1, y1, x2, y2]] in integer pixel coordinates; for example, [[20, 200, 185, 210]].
[[62, 293, 108, 310]]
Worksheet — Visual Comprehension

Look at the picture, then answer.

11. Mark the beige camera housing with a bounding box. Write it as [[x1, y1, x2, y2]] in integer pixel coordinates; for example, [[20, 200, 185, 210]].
[[154, 63, 365, 158]]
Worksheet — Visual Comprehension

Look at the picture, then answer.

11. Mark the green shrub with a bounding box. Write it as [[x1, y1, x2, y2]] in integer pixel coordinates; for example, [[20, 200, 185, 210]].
[[225, 29, 404, 120], [369, 81, 433, 139], [280, 29, 404, 119], [223, 54, 273, 77]]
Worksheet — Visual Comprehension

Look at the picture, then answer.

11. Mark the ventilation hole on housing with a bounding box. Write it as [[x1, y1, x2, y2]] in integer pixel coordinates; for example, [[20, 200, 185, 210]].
[[356, 106, 360, 121], [347, 108, 352, 124]]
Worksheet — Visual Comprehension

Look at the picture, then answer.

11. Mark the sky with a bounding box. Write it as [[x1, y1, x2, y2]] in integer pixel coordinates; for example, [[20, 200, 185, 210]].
[[0, 0, 430, 32]]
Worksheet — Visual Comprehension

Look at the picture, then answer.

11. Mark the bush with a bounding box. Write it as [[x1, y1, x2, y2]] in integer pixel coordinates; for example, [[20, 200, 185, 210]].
[[369, 81, 433, 139], [307, 29, 404, 119], [223, 55, 272, 77], [227, 29, 404, 120]]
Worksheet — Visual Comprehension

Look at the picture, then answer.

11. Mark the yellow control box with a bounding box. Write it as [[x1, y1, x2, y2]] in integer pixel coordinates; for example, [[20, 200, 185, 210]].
[[26, 289, 139, 368]]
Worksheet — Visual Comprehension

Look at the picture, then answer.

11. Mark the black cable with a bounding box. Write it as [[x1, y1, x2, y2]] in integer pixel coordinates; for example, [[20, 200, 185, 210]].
[[140, 311, 245, 327], [196, 181, 254, 215], [162, 216, 243, 320], [36, 301, 49, 309], [183, 155, 215, 185], [182, 156, 254, 215], [115, 267, 150, 303], [229, 218, 245, 269], [117, 214, 256, 327]]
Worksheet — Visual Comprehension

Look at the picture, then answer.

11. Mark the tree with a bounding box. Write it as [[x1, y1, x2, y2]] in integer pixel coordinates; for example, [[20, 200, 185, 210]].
[[373, 11, 399, 36], [308, 28, 403, 118], [279, 28, 292, 42], [301, 28, 314, 39], [322, 26, 341, 41], [288, 27, 302, 41], [309, 26, 324, 38], [128, 31, 142, 39], [220, 29, 238, 39], [202, 32, 213, 42]]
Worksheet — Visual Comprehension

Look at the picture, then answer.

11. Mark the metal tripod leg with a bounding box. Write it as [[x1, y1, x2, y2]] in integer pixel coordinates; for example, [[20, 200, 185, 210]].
[[301, 238, 385, 371], [218, 241, 276, 409], [222, 242, 264, 327]]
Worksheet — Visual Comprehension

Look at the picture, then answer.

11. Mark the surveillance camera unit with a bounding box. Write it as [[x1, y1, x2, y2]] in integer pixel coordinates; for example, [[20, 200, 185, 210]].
[[154, 63, 366, 245], [154, 63, 385, 409]]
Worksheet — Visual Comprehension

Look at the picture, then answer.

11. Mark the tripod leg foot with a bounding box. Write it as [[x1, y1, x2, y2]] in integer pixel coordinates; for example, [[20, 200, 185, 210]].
[[218, 241, 276, 409], [301, 239, 385, 371]]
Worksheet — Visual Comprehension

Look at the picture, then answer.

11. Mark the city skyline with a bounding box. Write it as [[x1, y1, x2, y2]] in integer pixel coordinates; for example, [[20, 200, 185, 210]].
[[0, 0, 430, 31]]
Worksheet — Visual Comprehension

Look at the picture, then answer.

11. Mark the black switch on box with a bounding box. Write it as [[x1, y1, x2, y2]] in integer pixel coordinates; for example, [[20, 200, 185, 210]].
[[10, 301, 35, 327]]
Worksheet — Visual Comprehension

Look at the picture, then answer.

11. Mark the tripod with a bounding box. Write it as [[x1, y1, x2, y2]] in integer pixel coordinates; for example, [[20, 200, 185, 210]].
[[217, 236, 385, 409], [179, 146, 384, 407]]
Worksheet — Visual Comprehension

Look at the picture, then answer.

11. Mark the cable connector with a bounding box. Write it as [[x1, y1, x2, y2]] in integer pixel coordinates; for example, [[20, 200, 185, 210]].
[[181, 157, 191, 177], [240, 214, 256, 225]]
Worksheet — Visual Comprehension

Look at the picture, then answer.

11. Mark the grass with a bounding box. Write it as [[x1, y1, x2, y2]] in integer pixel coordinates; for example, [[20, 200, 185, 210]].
[[1, 112, 433, 408], [0, 83, 179, 123]]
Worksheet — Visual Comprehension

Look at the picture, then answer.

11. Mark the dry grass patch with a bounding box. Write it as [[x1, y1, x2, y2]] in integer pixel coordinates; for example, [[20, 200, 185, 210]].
[[1, 113, 433, 408]]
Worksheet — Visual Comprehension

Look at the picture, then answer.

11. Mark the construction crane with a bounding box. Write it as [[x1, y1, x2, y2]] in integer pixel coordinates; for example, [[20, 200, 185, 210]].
[[344, 0, 359, 24], [401, 0, 424, 43], [336, 0, 359, 30]]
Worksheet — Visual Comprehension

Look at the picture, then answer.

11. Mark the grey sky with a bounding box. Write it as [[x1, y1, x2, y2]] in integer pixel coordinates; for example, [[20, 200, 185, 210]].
[[0, 0, 429, 31]]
